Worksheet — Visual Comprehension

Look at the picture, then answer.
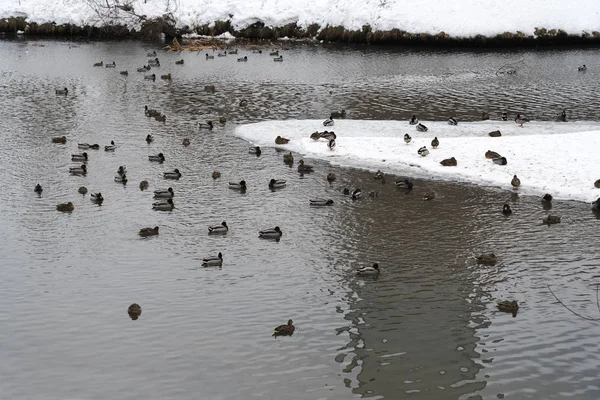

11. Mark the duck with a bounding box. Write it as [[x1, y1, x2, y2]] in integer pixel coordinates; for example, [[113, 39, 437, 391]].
[[448, 117, 458, 125], [93, 61, 103, 67], [56, 202, 74, 212], [541, 193, 553, 203], [34, 183, 43, 193], [154, 114, 166, 122], [52, 136, 67, 144], [259, 226, 283, 239], [343, 188, 350, 195], [514, 114, 529, 127], [275, 136, 290, 145], [297, 160, 314, 173], [237, 56, 248, 62], [497, 300, 519, 315], [310, 198, 334, 206], [217, 52, 227, 57], [164, 169, 182, 180], [489, 129, 502, 136], [252, 49, 263, 54], [71, 152, 88, 162], [239, 99, 248, 107], [269, 179, 286, 189], [440, 157, 457, 166], [418, 146, 429, 157], [283, 152, 294, 165], [144, 105, 160, 117], [105, 141, 116, 151], [128, 303, 142, 320], [211, 171, 221, 180], [204, 85, 216, 93], [145, 134, 154, 143], [219, 116, 227, 124], [202, 252, 223, 267], [90, 192, 103, 204], [269, 50, 280, 56], [326, 172, 337, 182], [137, 65, 151, 72], [493, 157, 508, 165], [595, 179, 600, 189], [139, 180, 149, 190], [148, 58, 160, 67], [404, 134, 411, 144], [543, 215, 561, 224], [486, 150, 502, 159], [476, 253, 497, 266], [327, 138, 336, 150], [356, 263, 380, 276], [395, 179, 413, 190], [499, 111, 508, 122], [205, 53, 214, 60], [502, 203, 512, 215], [175, 59, 184, 65], [351, 189, 362, 200], [481, 111, 490, 120], [105, 61, 116, 68], [228, 49, 238, 54], [273, 319, 295, 336], [120, 70, 128, 75], [114, 174, 127, 184], [78, 186, 88, 195], [147, 51, 157, 57], [139, 226, 159, 237], [249, 146, 261, 155], [273, 55, 283, 62], [557, 109, 567, 122], [330, 109, 346, 118], [431, 137, 439, 148], [182, 138, 191, 146], [409, 115, 419, 125], [89, 144, 100, 150], [149, 153, 165, 162], [423, 192, 436, 201], [144, 74, 156, 81], [208, 222, 228, 234], [592, 198, 600, 210], [69, 165, 87, 175], [416, 123, 428, 132], [320, 131, 336, 141], [153, 198, 175, 211], [511, 175, 521, 189], [117, 165, 127, 176], [323, 116, 334, 127], [153, 187, 174, 198], [77, 143, 90, 149], [578, 64, 587, 72], [55, 87, 68, 95], [229, 180, 247, 190], [310, 131, 322, 141], [160, 73, 171, 80], [199, 121, 214, 130], [374, 170, 384, 180]]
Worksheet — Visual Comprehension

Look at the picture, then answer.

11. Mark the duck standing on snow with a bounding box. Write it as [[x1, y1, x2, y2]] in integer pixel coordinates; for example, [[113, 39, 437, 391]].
[[595, 179, 600, 188], [356, 263, 380, 276], [515, 114, 529, 127], [448, 117, 458, 125], [275, 136, 290, 145], [511, 174, 521, 189], [259, 226, 283, 239], [117, 165, 127, 176], [208, 221, 228, 234], [486, 150, 502, 159], [416, 123, 428, 132], [431, 137, 439, 148], [327, 138, 336, 150], [404, 134, 411, 144], [503, 204, 512, 215], [237, 56, 248, 62], [440, 157, 457, 166], [323, 116, 334, 127], [418, 146, 429, 157], [202, 252, 223, 267], [269, 179, 286, 189], [493, 157, 508, 165], [409, 115, 419, 125]]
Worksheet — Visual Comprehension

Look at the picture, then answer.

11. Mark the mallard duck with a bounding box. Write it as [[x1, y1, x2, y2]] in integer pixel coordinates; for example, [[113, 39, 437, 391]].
[[395, 179, 413, 190], [208, 222, 228, 234], [310, 198, 334, 206], [149, 153, 165, 162], [34, 183, 43, 193], [269, 179, 286, 189], [476, 253, 497, 266], [117, 165, 127, 176], [55, 87, 68, 95], [145, 134, 154, 143], [175, 59, 184, 65], [114, 174, 127, 184], [154, 114, 166, 123], [105, 61, 116, 68], [182, 138, 191, 146], [594, 179, 600, 189], [423, 192, 436, 201], [351, 188, 362, 200], [557, 109, 567, 122], [69, 165, 87, 175], [283, 152, 294, 165], [153, 187, 174, 198], [409, 115, 419, 125], [501, 112, 508, 121], [440, 157, 457, 166], [138, 226, 159, 237], [219, 116, 227, 124], [204, 85, 216, 93], [273, 55, 283, 62], [249, 146, 261, 155], [592, 198, 600, 210], [327, 172, 336, 182], [327, 138, 336, 150], [164, 169, 182, 180], [543, 215, 561, 224], [153, 198, 174, 211], [448, 117, 458, 125], [323, 117, 334, 127], [418, 146, 429, 157], [416, 123, 428, 132], [71, 152, 88, 162], [148, 58, 160, 67], [128, 303, 142, 320], [486, 150, 502, 159], [52, 136, 67, 144], [229, 180, 247, 190], [481, 111, 490, 120], [147, 51, 157, 57], [78, 186, 88, 195], [541, 193, 553, 203], [269, 50, 280, 56], [275, 136, 290, 145], [431, 137, 439, 148], [144, 105, 160, 117], [228, 49, 238, 54], [144, 74, 156, 81], [56, 202, 74, 212], [578, 64, 587, 72], [78, 143, 90, 149], [298, 160, 314, 173], [199, 121, 213, 130], [120, 70, 128, 75], [310, 131, 322, 141], [252, 49, 263, 54], [237, 56, 248, 62], [404, 134, 412, 144], [205, 53, 214, 60], [273, 319, 295, 336], [137, 65, 151, 72], [202, 252, 223, 267], [93, 61, 103, 67], [90, 192, 103, 204], [217, 52, 227, 57], [321, 131, 336, 141], [374, 170, 384, 180], [497, 300, 519, 315], [493, 157, 507, 165], [211, 171, 221, 180], [330, 109, 346, 118], [160, 73, 171, 80], [503, 203, 512, 215], [89, 144, 100, 150], [510, 175, 521, 189], [105, 140, 116, 151], [239, 99, 248, 107], [259, 226, 282, 239], [515, 114, 529, 127], [139, 180, 149, 190], [488, 130, 502, 137], [356, 263, 380, 276]]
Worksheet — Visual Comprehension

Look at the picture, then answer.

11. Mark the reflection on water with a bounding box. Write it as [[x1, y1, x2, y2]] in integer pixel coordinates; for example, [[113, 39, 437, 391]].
[[0, 38, 599, 400]]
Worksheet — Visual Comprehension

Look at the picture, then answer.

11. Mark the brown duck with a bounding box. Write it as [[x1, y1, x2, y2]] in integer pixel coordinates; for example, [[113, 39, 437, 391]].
[[485, 150, 501, 159], [476, 253, 497, 266], [440, 157, 457, 166], [273, 319, 295, 336]]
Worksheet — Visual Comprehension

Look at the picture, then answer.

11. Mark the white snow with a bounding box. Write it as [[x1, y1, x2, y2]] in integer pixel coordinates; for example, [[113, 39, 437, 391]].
[[235, 119, 600, 203], [1, 0, 599, 38]]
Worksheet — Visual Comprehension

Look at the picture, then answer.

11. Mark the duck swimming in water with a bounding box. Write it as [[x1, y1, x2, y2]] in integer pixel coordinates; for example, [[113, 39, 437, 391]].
[[356, 263, 380, 276], [557, 109, 567, 122], [163, 169, 182, 180], [139, 226, 159, 237], [34, 184, 43, 193], [395, 179, 413, 190], [90, 192, 104, 204], [298, 160, 314, 173], [153, 187, 174, 198], [423, 192, 436, 201], [249, 146, 261, 155], [541, 193, 553, 203], [199, 121, 214, 130], [404, 134, 411, 144], [153, 198, 175, 211], [283, 152, 294, 165], [351, 188, 362, 200], [310, 198, 334, 206], [501, 112, 508, 121], [543, 215, 561, 224], [497, 300, 519, 316], [269, 179, 286, 189], [71, 152, 88, 162], [114, 174, 127, 184], [326, 172, 336, 182], [69, 165, 87, 175], [476, 253, 497, 266], [330, 109, 346, 118], [273, 319, 295, 336], [105, 140, 116, 151], [56, 202, 74, 212], [208, 221, 228, 234], [503, 203, 512, 215], [202, 252, 223, 267], [149, 153, 165, 162], [229, 180, 247, 190], [259, 226, 283, 239], [578, 64, 587, 72], [56, 87, 68, 95]]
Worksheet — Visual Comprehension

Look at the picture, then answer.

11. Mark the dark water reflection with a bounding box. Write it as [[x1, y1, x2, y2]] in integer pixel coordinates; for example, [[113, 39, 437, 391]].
[[0, 39, 599, 400]]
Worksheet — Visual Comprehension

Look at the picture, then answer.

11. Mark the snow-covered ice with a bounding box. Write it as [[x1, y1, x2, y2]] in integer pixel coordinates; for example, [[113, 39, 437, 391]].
[[1, 0, 600, 38], [235, 119, 600, 203]]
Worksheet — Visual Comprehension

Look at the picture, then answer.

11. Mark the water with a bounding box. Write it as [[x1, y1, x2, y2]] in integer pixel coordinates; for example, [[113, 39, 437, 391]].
[[0, 38, 599, 400]]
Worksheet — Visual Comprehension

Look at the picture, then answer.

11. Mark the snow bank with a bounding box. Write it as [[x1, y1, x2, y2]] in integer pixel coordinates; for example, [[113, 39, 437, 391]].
[[235, 119, 600, 203], [1, 0, 599, 37]]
